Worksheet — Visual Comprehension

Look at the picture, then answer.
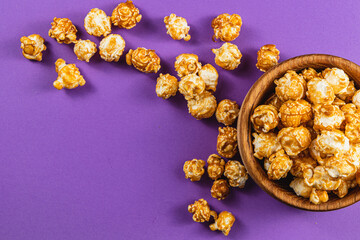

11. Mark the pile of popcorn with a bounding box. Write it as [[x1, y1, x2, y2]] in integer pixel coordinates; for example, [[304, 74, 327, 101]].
[[251, 67, 360, 204]]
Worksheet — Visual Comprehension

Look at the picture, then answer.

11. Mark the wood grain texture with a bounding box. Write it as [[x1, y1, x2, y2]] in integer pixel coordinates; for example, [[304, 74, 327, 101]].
[[237, 54, 360, 211]]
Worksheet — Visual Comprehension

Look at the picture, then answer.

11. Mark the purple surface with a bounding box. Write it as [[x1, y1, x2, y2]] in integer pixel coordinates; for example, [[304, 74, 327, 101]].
[[1, 0, 360, 239]]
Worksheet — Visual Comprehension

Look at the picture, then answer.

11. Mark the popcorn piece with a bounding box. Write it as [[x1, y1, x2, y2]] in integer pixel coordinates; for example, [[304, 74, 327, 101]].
[[212, 43, 242, 70], [265, 94, 283, 111], [278, 126, 311, 157], [73, 39, 97, 62], [198, 64, 218, 92], [224, 160, 248, 188], [275, 70, 307, 102], [183, 159, 205, 182], [255, 44, 280, 72], [278, 100, 312, 127], [345, 117, 360, 144], [353, 90, 360, 108], [174, 54, 201, 78], [126, 47, 161, 73], [290, 178, 312, 198], [48, 17, 77, 44], [99, 34, 125, 62], [187, 91, 217, 120], [20, 34, 46, 61], [290, 156, 317, 179], [164, 14, 191, 41], [337, 81, 356, 102], [313, 104, 345, 131], [217, 127, 238, 158], [211, 179, 230, 200], [111, 0, 142, 29], [332, 97, 346, 107], [155, 73, 178, 99], [252, 132, 282, 160], [266, 149, 293, 180], [216, 99, 240, 126], [309, 188, 329, 204], [305, 166, 342, 191], [301, 68, 321, 81], [179, 74, 205, 100], [84, 8, 111, 37], [341, 103, 358, 122], [188, 199, 217, 222], [306, 78, 335, 105], [207, 154, 225, 180], [333, 180, 353, 198], [324, 154, 358, 180], [53, 59, 85, 90], [251, 105, 279, 132], [209, 211, 235, 236], [322, 68, 350, 94], [211, 13, 242, 42]]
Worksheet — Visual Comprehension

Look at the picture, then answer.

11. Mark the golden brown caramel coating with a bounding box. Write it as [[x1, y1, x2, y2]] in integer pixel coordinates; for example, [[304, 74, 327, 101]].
[[216, 99, 240, 126], [111, 0, 142, 29], [48, 17, 77, 44], [353, 90, 360, 108], [179, 74, 205, 100], [313, 104, 345, 131], [279, 100, 312, 128], [20, 34, 46, 61], [187, 91, 217, 120], [309, 188, 329, 204], [290, 178, 312, 198], [278, 126, 311, 157], [290, 156, 318, 179], [333, 180, 356, 198], [217, 127, 238, 158], [341, 103, 357, 118], [305, 166, 342, 191], [73, 39, 97, 62], [345, 119, 360, 144], [337, 81, 356, 102], [126, 47, 161, 73], [211, 179, 230, 200], [84, 8, 111, 37], [188, 199, 217, 222], [198, 64, 218, 92], [256, 44, 280, 72], [266, 149, 293, 180], [99, 34, 125, 62], [301, 68, 321, 81], [252, 132, 282, 160], [322, 68, 350, 94], [324, 154, 358, 180], [212, 43, 242, 70], [155, 73, 178, 99], [174, 54, 202, 78], [265, 94, 283, 111], [306, 78, 335, 105], [275, 70, 307, 102], [332, 97, 346, 107], [209, 211, 235, 236], [207, 154, 225, 180], [211, 13, 242, 42], [183, 159, 205, 182], [53, 59, 85, 90], [251, 105, 279, 132], [224, 160, 248, 188], [164, 14, 190, 41]]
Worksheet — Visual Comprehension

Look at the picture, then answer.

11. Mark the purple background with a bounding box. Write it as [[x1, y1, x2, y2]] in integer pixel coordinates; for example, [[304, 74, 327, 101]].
[[1, 0, 360, 239]]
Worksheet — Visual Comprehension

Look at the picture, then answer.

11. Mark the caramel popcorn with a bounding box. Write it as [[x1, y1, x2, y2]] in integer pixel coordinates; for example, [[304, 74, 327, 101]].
[[179, 74, 205, 100], [164, 14, 191, 41], [183, 159, 205, 182], [251, 105, 279, 132], [341, 103, 357, 119], [207, 154, 225, 180], [111, 0, 142, 29], [212, 43, 242, 70], [53, 58, 85, 90], [73, 39, 97, 62], [301, 68, 321, 81], [265, 94, 283, 111], [345, 117, 360, 144], [48, 17, 77, 44], [99, 34, 125, 62], [332, 97, 346, 107], [306, 78, 335, 105], [216, 99, 240, 126], [224, 160, 248, 188], [217, 127, 238, 158], [324, 154, 358, 180], [353, 90, 360, 108], [188, 199, 216, 223], [278, 100, 312, 127], [266, 149, 293, 180], [20, 34, 46, 61], [198, 64, 218, 92], [290, 156, 318, 179], [174, 54, 202, 78], [209, 211, 235, 236], [187, 91, 217, 120], [155, 73, 178, 99], [310, 188, 329, 204], [277, 126, 312, 157], [275, 70, 307, 102], [290, 178, 312, 198], [333, 180, 355, 198], [84, 8, 111, 37], [211, 13, 242, 42], [337, 81, 356, 102], [305, 166, 342, 191], [313, 104, 345, 131], [255, 44, 280, 72], [252, 132, 282, 160], [322, 68, 350, 94], [126, 47, 161, 73], [211, 179, 230, 200]]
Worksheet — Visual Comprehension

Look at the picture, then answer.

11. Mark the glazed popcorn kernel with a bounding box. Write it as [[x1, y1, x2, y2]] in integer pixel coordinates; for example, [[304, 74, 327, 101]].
[[179, 74, 205, 100], [251, 104, 279, 132], [337, 81, 356, 102], [126, 47, 161, 73], [267, 149, 293, 180], [278, 126, 312, 157], [224, 160, 248, 188], [252, 132, 282, 160], [324, 154, 358, 180], [209, 211, 235, 236], [164, 14, 191, 41], [345, 118, 360, 144], [53, 58, 85, 90], [183, 159, 205, 182], [216, 99, 240, 126], [306, 78, 335, 105], [155, 73, 178, 99], [341, 103, 357, 118], [313, 104, 345, 131], [198, 64, 218, 92], [305, 166, 342, 191], [322, 68, 350, 94], [48, 17, 77, 44], [111, 0, 142, 29], [275, 70, 307, 102], [84, 8, 111, 37], [255, 44, 280, 72], [353, 90, 360, 108], [217, 127, 238, 159], [290, 178, 312, 198], [309, 188, 329, 205], [211, 179, 230, 200], [188, 199, 217, 223], [174, 54, 202, 78], [290, 156, 317, 179], [301, 68, 321, 82], [20, 34, 46, 61], [211, 13, 242, 42], [187, 91, 217, 120], [99, 34, 125, 62], [334, 180, 356, 198], [73, 39, 97, 62], [278, 99, 312, 128], [212, 43, 242, 70], [265, 94, 284, 111], [207, 154, 225, 180]]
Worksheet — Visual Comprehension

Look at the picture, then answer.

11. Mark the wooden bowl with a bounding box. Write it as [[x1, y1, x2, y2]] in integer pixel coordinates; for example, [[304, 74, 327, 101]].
[[237, 54, 360, 211]]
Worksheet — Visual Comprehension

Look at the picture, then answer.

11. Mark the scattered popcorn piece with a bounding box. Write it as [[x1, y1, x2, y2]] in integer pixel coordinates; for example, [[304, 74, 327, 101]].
[[212, 43, 242, 70], [275, 70, 307, 102], [252, 132, 282, 160], [188, 199, 217, 222], [183, 159, 205, 182], [266, 149, 293, 180], [265, 94, 283, 111], [207, 154, 225, 180], [155, 73, 178, 99], [313, 104, 345, 131], [306, 78, 335, 105], [211, 13, 242, 42], [174, 54, 202, 78], [310, 188, 329, 204], [322, 68, 350, 94], [224, 160, 248, 188], [255, 44, 280, 72], [216, 99, 240, 126], [209, 211, 235, 236], [337, 81, 356, 102], [126, 47, 161, 73], [305, 166, 342, 191], [251, 104, 279, 132], [164, 14, 191, 41], [324, 154, 358, 180], [217, 127, 238, 158], [301, 68, 321, 81], [279, 100, 312, 128], [53, 58, 85, 90], [290, 178, 312, 198], [198, 64, 218, 92], [48, 17, 77, 44], [187, 91, 217, 120], [99, 34, 125, 62], [278, 126, 311, 157], [73, 39, 97, 62], [179, 74, 205, 100], [20, 34, 46, 61], [84, 8, 111, 37], [290, 156, 317, 179], [111, 0, 142, 29], [211, 179, 230, 200], [353, 90, 360, 108]]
